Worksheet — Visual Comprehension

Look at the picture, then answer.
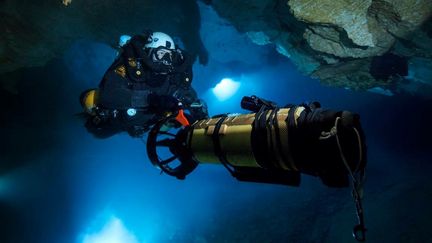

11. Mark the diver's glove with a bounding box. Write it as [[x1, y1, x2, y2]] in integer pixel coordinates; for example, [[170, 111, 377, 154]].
[[189, 99, 209, 120], [147, 93, 183, 114], [122, 31, 153, 61], [87, 107, 110, 126]]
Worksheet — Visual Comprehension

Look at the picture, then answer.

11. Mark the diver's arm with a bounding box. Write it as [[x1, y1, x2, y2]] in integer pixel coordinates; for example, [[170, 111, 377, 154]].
[[172, 48, 194, 73], [121, 33, 151, 59], [147, 93, 182, 114], [173, 85, 208, 120], [170, 52, 208, 120], [85, 114, 121, 139]]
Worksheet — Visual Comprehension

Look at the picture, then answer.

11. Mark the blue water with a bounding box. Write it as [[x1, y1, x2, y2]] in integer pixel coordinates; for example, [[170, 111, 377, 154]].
[[1, 19, 432, 243]]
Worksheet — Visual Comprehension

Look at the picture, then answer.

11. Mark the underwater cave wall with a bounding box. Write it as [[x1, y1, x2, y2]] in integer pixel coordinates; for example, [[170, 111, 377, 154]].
[[0, 0, 207, 75], [1, 0, 432, 97], [209, 0, 432, 97]]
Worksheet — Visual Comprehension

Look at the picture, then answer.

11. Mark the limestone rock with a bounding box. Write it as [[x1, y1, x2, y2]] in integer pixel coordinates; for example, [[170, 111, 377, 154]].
[[312, 58, 383, 90], [289, 0, 432, 60], [303, 25, 391, 59], [209, 0, 432, 97], [0, 0, 207, 75], [289, 0, 376, 47], [2, 0, 432, 97], [211, 0, 322, 74]]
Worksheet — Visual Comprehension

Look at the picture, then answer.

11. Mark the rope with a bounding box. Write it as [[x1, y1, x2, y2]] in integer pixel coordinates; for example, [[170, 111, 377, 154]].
[[333, 118, 364, 185], [320, 116, 367, 242]]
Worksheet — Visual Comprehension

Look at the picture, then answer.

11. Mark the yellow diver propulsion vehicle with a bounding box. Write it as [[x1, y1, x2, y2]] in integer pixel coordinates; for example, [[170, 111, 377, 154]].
[[146, 95, 367, 241]]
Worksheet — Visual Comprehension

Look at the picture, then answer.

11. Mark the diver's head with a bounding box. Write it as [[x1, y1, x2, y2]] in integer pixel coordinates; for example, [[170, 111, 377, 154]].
[[145, 32, 177, 70], [145, 32, 175, 50]]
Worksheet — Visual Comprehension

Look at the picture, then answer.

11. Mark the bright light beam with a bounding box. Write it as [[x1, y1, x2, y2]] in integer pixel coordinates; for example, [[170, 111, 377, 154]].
[[212, 78, 241, 101], [81, 216, 139, 243]]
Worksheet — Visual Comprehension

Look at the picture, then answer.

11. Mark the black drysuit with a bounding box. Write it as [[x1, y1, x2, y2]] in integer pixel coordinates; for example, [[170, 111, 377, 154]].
[[86, 35, 208, 138]]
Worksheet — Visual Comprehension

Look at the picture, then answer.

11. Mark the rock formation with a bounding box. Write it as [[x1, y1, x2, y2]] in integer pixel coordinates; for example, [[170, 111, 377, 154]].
[[0, 0, 208, 75], [210, 0, 432, 96], [1, 0, 432, 97]]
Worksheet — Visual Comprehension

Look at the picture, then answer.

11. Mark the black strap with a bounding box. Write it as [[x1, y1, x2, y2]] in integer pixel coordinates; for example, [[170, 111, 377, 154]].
[[271, 107, 293, 170], [286, 105, 298, 128], [212, 115, 236, 176], [251, 105, 281, 169], [286, 106, 302, 170], [251, 107, 269, 168], [265, 108, 281, 169]]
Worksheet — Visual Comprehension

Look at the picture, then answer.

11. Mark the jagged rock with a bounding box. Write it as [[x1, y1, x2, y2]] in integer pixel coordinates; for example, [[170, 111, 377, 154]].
[[290, 0, 432, 60], [0, 0, 207, 76], [289, 0, 378, 47], [303, 24, 392, 59], [1, 0, 432, 97], [210, 0, 322, 74], [311, 58, 386, 90], [209, 0, 432, 97]]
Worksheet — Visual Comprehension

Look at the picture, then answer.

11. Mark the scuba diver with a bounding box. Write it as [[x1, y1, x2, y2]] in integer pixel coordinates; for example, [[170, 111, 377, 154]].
[[79, 32, 367, 241], [80, 31, 208, 138]]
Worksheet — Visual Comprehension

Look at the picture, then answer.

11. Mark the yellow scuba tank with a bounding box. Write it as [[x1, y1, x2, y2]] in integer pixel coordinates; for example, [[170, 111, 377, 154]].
[[80, 89, 98, 115]]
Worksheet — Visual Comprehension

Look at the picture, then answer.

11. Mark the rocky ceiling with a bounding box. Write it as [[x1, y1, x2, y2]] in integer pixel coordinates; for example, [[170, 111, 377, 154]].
[[0, 0, 208, 73], [1, 0, 432, 97], [210, 0, 432, 97]]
